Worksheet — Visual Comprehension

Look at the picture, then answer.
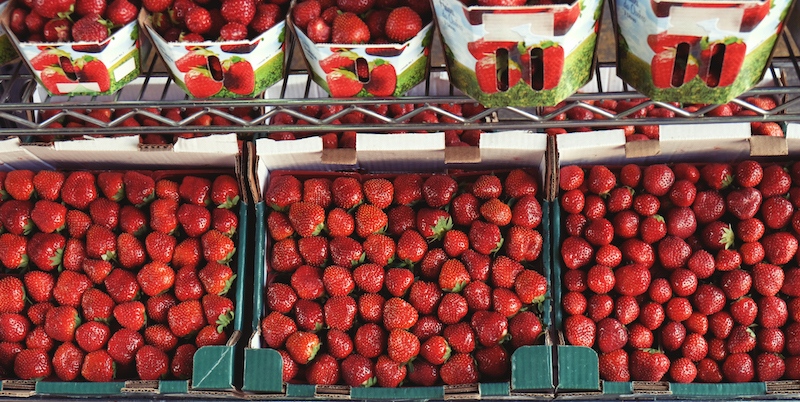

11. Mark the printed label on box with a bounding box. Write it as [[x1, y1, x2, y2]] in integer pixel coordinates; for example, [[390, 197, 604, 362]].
[[616, 0, 791, 103], [433, 0, 603, 107], [144, 14, 285, 99], [292, 19, 433, 97]]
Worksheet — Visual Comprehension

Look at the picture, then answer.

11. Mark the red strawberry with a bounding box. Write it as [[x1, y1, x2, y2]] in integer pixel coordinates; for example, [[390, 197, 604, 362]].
[[223, 58, 255, 95], [326, 69, 362, 97], [331, 12, 369, 44], [440, 353, 478, 385], [185, 67, 223, 98]]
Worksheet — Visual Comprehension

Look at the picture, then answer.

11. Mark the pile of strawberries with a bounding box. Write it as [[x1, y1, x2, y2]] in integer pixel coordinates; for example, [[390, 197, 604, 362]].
[[292, 0, 429, 45], [544, 96, 783, 139], [267, 102, 487, 148], [36, 106, 258, 144], [8, 0, 138, 43], [263, 170, 547, 387], [145, 0, 285, 43], [0, 169, 240, 382], [559, 161, 800, 383]]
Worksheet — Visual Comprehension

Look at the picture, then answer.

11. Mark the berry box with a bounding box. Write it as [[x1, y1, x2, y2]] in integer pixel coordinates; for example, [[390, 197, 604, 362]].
[[552, 129, 800, 396], [140, 10, 285, 99], [0, 139, 248, 396], [615, 0, 794, 103], [288, 0, 435, 98], [0, 1, 19, 67], [0, 0, 141, 97], [431, 0, 604, 107], [241, 134, 555, 397]]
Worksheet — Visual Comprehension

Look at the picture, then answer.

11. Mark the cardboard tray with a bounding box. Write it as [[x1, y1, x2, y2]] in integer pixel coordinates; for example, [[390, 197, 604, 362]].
[[613, 0, 796, 103], [240, 133, 555, 398], [551, 128, 800, 397], [287, 0, 435, 98], [139, 9, 286, 99], [0, 0, 141, 97], [0, 140, 248, 396]]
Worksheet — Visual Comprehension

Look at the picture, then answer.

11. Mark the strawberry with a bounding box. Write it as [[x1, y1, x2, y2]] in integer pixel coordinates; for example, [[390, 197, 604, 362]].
[[306, 353, 339, 385], [384, 268, 413, 297], [469, 221, 503, 255], [0, 200, 34, 235], [171, 344, 196, 379], [286, 331, 321, 364], [4, 170, 35, 200], [76, 59, 110, 92], [74, 321, 110, 352], [723, 353, 754, 383], [52, 342, 85, 381], [14, 349, 52, 380], [30, 170, 63, 202], [421, 335, 451, 365], [0, 234, 28, 270], [72, 14, 110, 42], [341, 354, 376, 387], [201, 229, 235, 264], [324, 295, 357, 331], [40, 66, 77, 95], [440, 353, 478, 385], [375, 354, 406, 388], [113, 300, 146, 331], [61, 172, 97, 210], [331, 12, 369, 44]]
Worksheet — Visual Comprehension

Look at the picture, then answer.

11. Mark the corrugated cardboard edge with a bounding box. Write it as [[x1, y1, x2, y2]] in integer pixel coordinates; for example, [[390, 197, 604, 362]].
[[750, 135, 788, 156], [767, 380, 800, 394], [315, 385, 351, 399], [445, 146, 481, 164], [322, 148, 357, 165], [443, 383, 480, 400], [624, 139, 661, 158]]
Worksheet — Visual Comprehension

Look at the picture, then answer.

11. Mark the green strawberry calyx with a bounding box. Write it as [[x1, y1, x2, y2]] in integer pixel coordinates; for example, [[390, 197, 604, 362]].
[[219, 273, 237, 296], [217, 248, 236, 265], [720, 225, 734, 250], [49, 246, 65, 268], [215, 310, 234, 333], [361, 375, 377, 388], [351, 252, 366, 267], [134, 190, 156, 208], [428, 216, 453, 242], [217, 194, 240, 209], [491, 237, 505, 254], [16, 253, 29, 269], [101, 249, 117, 262]]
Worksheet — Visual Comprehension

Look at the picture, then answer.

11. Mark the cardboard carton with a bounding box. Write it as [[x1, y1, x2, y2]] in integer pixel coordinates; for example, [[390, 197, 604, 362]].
[[0, 1, 18, 66], [0, 136, 247, 396], [289, 2, 434, 98], [0, 0, 141, 96], [241, 132, 555, 397], [140, 9, 285, 99], [432, 0, 604, 107], [615, 0, 795, 103]]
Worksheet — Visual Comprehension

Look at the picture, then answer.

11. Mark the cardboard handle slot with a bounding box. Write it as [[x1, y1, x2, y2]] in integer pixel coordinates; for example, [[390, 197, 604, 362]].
[[209, 55, 223, 82], [704, 43, 725, 88], [356, 58, 369, 83], [60, 56, 77, 81], [671, 42, 690, 87], [496, 48, 510, 92], [530, 47, 544, 91]]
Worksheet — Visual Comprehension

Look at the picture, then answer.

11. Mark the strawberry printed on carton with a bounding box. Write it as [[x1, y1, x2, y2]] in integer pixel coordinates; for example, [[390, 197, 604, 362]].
[[651, 47, 698, 88], [222, 56, 255, 95], [184, 66, 223, 98], [699, 36, 745, 88], [520, 40, 564, 90]]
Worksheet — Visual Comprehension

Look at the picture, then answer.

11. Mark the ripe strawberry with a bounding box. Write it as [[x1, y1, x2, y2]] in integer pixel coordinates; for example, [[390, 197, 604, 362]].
[[327, 70, 362, 97], [306, 353, 339, 385], [0, 200, 34, 235], [0, 234, 28, 270], [331, 12, 369, 44], [14, 348, 52, 380], [81, 349, 114, 382], [5, 170, 34, 200], [266, 175, 302, 211], [286, 331, 321, 364], [171, 344, 196, 379], [201, 229, 235, 264], [324, 295, 357, 331], [387, 329, 419, 364], [440, 353, 478, 385], [32, 170, 65, 202], [105, 328, 143, 367], [723, 353, 754, 383], [168, 299, 206, 338]]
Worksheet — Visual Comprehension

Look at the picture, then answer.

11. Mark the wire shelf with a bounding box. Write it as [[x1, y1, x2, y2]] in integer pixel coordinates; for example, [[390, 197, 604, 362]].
[[1, 20, 800, 136]]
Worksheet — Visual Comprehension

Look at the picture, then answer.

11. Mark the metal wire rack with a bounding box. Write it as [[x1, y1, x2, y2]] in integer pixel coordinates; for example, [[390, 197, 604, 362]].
[[1, 19, 800, 137]]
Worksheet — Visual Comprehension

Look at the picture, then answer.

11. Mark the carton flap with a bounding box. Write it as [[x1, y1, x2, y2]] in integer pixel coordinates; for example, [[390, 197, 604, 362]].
[[257, 137, 353, 172], [174, 133, 240, 154], [242, 348, 283, 393], [625, 139, 661, 158], [0, 138, 54, 171], [53, 135, 140, 151], [511, 346, 554, 390], [750, 135, 788, 156], [192, 345, 234, 390], [659, 123, 750, 163], [445, 146, 481, 164], [557, 129, 627, 166], [477, 131, 548, 170], [785, 123, 800, 158], [356, 133, 446, 172], [556, 345, 600, 391]]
